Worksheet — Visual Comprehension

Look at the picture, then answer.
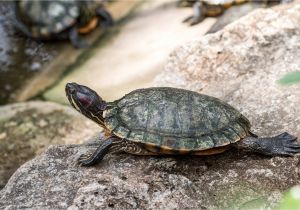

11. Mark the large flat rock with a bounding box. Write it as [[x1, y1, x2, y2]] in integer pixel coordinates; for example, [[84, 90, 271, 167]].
[[0, 101, 100, 189], [0, 145, 299, 209]]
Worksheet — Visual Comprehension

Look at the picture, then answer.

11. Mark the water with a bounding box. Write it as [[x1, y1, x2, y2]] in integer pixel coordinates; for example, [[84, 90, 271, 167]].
[[0, 2, 58, 105]]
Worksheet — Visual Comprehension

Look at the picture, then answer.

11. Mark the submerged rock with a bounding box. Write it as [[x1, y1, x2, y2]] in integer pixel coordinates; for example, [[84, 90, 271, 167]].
[[0, 101, 99, 189], [1, 2, 300, 209]]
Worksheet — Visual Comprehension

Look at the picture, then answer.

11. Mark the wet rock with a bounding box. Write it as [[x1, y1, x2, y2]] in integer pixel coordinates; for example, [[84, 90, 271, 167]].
[[0, 101, 99, 189], [1, 2, 300, 210]]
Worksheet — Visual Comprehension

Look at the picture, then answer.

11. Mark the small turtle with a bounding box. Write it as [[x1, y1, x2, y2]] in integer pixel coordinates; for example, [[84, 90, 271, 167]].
[[14, 0, 113, 48], [65, 83, 300, 166], [182, 0, 288, 26]]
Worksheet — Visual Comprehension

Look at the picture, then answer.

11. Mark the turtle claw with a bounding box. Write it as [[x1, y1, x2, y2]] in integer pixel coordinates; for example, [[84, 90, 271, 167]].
[[77, 154, 94, 166], [285, 143, 300, 149], [182, 16, 193, 23], [241, 132, 300, 156], [77, 138, 115, 166], [277, 132, 300, 155], [183, 16, 205, 26], [283, 143, 300, 155], [78, 153, 91, 160], [276, 132, 300, 156], [77, 153, 92, 165], [283, 147, 300, 155]]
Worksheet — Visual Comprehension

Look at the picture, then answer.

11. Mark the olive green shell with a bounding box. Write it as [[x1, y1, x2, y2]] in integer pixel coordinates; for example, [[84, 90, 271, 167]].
[[104, 87, 250, 152], [15, 0, 80, 37]]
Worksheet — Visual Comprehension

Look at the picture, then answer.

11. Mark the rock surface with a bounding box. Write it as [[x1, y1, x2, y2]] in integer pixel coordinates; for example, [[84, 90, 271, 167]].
[[0, 101, 99, 189], [1, 2, 300, 210], [0, 145, 299, 209]]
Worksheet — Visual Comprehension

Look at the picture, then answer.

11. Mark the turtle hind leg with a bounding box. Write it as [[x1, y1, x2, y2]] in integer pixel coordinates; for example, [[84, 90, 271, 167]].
[[236, 132, 300, 156], [68, 27, 89, 48], [96, 7, 114, 27]]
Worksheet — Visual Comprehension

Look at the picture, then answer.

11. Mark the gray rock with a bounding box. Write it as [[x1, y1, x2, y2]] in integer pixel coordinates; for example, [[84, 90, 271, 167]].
[[0, 144, 299, 209], [1, 2, 300, 210], [0, 101, 99, 189]]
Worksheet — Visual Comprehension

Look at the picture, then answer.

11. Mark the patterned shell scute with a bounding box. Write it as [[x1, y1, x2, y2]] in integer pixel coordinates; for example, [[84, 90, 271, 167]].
[[104, 87, 251, 151], [16, 0, 80, 36]]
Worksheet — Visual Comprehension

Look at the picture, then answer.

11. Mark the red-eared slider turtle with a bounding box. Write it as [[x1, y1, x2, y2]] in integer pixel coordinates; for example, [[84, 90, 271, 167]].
[[182, 0, 289, 26], [65, 83, 300, 166], [14, 0, 113, 48]]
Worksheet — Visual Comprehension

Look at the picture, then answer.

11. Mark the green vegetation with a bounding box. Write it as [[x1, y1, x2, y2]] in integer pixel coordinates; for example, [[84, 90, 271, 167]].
[[277, 186, 300, 210], [277, 71, 300, 85]]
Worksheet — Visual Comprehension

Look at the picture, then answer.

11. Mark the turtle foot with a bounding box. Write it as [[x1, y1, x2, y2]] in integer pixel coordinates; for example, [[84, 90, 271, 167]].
[[96, 7, 114, 27], [239, 132, 300, 156], [182, 1, 205, 26], [69, 27, 89, 48], [277, 132, 300, 155], [77, 153, 95, 167], [182, 15, 205, 26], [77, 137, 114, 166]]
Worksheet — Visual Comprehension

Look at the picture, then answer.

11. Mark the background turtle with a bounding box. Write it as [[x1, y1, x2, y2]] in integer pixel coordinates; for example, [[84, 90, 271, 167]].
[[14, 0, 113, 48], [65, 83, 300, 166], [182, 0, 291, 26]]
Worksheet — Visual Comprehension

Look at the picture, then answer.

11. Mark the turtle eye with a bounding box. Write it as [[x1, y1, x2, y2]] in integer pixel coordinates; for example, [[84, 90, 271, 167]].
[[76, 92, 93, 107]]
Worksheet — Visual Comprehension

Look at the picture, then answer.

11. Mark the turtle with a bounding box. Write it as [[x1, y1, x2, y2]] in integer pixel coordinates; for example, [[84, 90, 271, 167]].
[[13, 0, 113, 48], [65, 82, 300, 166], [182, 0, 290, 26]]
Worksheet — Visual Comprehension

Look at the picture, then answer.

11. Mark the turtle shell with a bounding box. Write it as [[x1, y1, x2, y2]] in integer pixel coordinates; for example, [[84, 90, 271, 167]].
[[201, 0, 240, 16], [15, 0, 80, 38], [104, 87, 251, 154]]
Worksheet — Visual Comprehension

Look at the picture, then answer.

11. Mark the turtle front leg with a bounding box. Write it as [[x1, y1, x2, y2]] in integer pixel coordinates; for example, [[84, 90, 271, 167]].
[[236, 132, 300, 156], [96, 7, 114, 27], [78, 136, 119, 166], [183, 1, 206, 26], [78, 137, 157, 166], [68, 27, 89, 48]]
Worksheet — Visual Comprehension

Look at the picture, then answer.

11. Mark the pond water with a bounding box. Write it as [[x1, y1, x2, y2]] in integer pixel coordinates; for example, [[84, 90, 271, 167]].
[[0, 2, 58, 105]]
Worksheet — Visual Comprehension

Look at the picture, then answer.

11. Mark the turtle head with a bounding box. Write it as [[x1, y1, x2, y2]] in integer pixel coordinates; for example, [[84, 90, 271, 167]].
[[65, 82, 106, 126]]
